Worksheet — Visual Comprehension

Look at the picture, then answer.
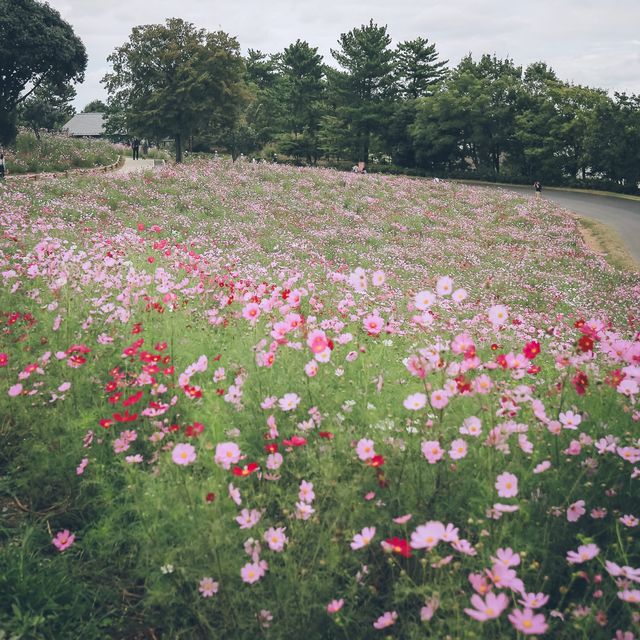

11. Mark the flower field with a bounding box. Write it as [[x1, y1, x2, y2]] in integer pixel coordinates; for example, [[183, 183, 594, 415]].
[[1, 159, 638, 639], [5, 131, 119, 175]]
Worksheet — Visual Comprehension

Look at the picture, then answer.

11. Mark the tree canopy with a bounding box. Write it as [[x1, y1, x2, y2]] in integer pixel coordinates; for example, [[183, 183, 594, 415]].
[[103, 19, 248, 162], [0, 0, 86, 145]]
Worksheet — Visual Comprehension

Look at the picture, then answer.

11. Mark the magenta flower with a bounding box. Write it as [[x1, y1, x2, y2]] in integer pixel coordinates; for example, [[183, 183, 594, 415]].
[[566, 543, 600, 564], [172, 443, 196, 465], [351, 526, 376, 550], [464, 592, 509, 621], [327, 599, 344, 614], [8, 383, 23, 397], [567, 499, 586, 522], [508, 608, 549, 635], [198, 577, 219, 597], [495, 472, 518, 498], [373, 611, 398, 629], [52, 529, 75, 552]]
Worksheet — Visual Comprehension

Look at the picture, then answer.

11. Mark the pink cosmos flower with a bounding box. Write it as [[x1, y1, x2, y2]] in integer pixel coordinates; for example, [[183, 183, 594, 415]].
[[403, 392, 427, 410], [356, 438, 376, 461], [410, 521, 445, 550], [620, 515, 638, 528], [240, 561, 266, 584], [492, 547, 520, 567], [52, 529, 75, 552], [351, 526, 376, 550], [76, 457, 89, 475], [464, 592, 509, 621], [264, 526, 288, 552], [236, 509, 262, 529], [508, 608, 549, 635], [393, 514, 412, 524], [242, 302, 261, 323], [371, 270, 386, 286], [327, 599, 344, 614], [449, 438, 468, 460], [460, 416, 482, 437], [8, 383, 22, 397], [488, 304, 508, 327], [298, 480, 315, 503], [414, 290, 436, 310], [559, 410, 581, 429], [228, 483, 242, 506], [422, 440, 444, 464], [533, 460, 551, 474], [172, 443, 196, 466], [304, 360, 318, 377], [373, 611, 398, 629], [488, 563, 521, 591], [295, 501, 315, 520], [420, 596, 440, 621], [452, 288, 468, 302], [279, 393, 301, 411], [198, 577, 219, 597], [363, 313, 384, 335], [618, 590, 640, 604], [307, 329, 329, 354], [214, 442, 242, 469], [519, 592, 550, 609], [430, 389, 449, 410], [495, 472, 518, 498], [266, 452, 283, 470], [436, 276, 453, 296], [567, 499, 586, 522], [566, 543, 600, 564]]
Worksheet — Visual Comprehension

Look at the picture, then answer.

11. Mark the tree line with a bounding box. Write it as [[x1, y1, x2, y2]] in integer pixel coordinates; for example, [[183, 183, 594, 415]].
[[2, 1, 639, 192]]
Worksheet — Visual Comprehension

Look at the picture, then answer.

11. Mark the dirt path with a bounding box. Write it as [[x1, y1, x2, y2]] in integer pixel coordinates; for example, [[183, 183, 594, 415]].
[[116, 157, 158, 173]]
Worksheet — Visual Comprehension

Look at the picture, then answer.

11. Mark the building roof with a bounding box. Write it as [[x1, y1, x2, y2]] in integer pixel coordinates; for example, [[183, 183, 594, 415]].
[[62, 112, 106, 136]]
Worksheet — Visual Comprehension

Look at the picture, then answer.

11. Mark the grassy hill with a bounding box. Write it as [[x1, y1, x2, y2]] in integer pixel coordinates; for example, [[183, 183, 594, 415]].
[[0, 159, 638, 639]]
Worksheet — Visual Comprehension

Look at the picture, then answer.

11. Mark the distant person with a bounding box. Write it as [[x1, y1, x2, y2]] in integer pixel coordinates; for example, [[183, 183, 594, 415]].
[[534, 180, 542, 198], [132, 138, 140, 160], [0, 152, 5, 179], [141, 138, 149, 158]]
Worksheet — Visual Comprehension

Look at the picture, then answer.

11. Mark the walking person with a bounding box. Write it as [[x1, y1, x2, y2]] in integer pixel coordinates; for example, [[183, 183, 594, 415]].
[[132, 137, 140, 160], [141, 138, 149, 158], [0, 151, 5, 179], [533, 180, 542, 199]]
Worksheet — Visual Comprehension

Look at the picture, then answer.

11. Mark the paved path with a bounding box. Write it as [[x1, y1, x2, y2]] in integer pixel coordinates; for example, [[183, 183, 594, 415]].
[[479, 184, 640, 265], [117, 157, 158, 173]]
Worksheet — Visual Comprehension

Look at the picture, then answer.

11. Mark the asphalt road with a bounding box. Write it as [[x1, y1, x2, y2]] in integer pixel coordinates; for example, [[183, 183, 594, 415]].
[[485, 184, 640, 265]]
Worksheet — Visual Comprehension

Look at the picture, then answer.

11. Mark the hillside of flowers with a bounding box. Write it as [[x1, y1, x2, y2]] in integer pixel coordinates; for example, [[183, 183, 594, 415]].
[[5, 130, 119, 175], [0, 158, 638, 639]]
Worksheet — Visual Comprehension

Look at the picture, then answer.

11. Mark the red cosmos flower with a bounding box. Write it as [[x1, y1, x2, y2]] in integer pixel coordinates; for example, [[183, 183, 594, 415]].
[[168, 424, 180, 432], [99, 418, 113, 429], [574, 318, 586, 329], [491, 343, 500, 351], [319, 431, 334, 440], [131, 323, 143, 334], [282, 435, 307, 447], [112, 410, 138, 423], [215, 388, 225, 395], [68, 355, 87, 368], [213, 354, 222, 362], [105, 380, 118, 393], [527, 365, 541, 375], [232, 463, 260, 477], [572, 371, 589, 396], [139, 351, 160, 363], [123, 391, 143, 407], [185, 422, 205, 437], [205, 492, 216, 503], [384, 537, 412, 558], [137, 223, 145, 231], [464, 345, 476, 360], [281, 289, 290, 300], [577, 335, 594, 353], [147, 256, 155, 264], [163, 366, 175, 375], [455, 375, 472, 394], [183, 384, 202, 399], [523, 340, 541, 359], [0, 353, 7, 367], [605, 369, 625, 388], [108, 392, 123, 405], [154, 342, 167, 351], [142, 364, 160, 375], [496, 354, 508, 369], [66, 343, 91, 354], [367, 455, 385, 468], [264, 442, 279, 454]]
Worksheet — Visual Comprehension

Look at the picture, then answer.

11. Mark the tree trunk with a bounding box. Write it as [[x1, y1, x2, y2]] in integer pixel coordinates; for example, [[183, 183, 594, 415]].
[[175, 133, 183, 163]]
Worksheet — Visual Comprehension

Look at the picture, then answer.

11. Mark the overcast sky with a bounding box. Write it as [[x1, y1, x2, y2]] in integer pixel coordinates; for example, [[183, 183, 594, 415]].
[[46, 0, 640, 110]]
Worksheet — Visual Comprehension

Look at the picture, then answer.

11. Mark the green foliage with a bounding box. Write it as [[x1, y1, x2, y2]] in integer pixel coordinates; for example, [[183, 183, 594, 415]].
[[4, 130, 118, 174], [82, 100, 108, 114], [0, 0, 86, 145], [17, 81, 76, 139], [102, 19, 248, 163]]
